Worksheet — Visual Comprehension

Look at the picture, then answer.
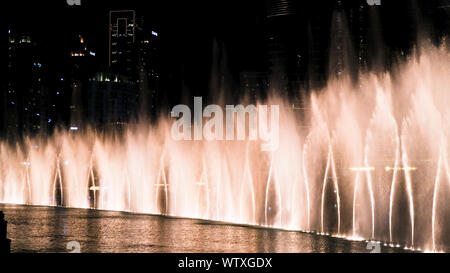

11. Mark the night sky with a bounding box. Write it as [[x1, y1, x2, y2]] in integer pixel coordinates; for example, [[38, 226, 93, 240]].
[[4, 0, 267, 100], [4, 0, 449, 101]]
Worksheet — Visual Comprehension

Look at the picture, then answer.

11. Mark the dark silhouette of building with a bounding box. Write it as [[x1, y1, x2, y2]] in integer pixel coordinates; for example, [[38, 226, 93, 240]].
[[266, 0, 308, 96], [109, 10, 136, 78], [135, 16, 161, 120], [88, 72, 137, 129], [67, 34, 98, 130], [263, 0, 405, 95], [5, 28, 48, 138], [107, 10, 161, 122]]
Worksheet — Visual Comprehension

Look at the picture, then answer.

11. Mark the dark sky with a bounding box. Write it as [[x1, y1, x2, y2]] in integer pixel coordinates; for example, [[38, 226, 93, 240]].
[[5, 0, 267, 99], [4, 0, 449, 101]]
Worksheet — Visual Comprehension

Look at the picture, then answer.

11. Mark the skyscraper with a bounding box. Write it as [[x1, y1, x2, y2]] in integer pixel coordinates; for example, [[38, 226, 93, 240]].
[[266, 0, 307, 96], [109, 10, 136, 77], [68, 34, 97, 129], [88, 72, 138, 129], [135, 15, 160, 119], [5, 28, 48, 137], [265, 1, 332, 94], [108, 10, 161, 120]]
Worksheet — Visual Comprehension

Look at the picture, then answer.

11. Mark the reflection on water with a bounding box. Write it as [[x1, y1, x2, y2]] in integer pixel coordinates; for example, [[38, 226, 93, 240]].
[[0, 204, 407, 253]]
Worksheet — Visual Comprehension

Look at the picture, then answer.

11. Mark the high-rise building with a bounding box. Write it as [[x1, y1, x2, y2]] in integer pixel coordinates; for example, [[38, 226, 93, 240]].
[[265, 1, 333, 94], [135, 16, 160, 119], [266, 0, 307, 96], [108, 10, 161, 121], [88, 72, 138, 129], [67, 34, 97, 129], [5, 28, 48, 137], [109, 10, 136, 77], [306, 2, 333, 89], [264, 0, 387, 93]]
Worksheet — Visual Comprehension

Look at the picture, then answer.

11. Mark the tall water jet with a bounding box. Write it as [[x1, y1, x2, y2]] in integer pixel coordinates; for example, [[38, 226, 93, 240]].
[[1, 44, 450, 251]]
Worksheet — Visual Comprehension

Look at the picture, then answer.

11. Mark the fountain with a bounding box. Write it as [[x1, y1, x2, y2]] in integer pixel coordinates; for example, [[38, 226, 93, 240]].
[[1, 44, 450, 252]]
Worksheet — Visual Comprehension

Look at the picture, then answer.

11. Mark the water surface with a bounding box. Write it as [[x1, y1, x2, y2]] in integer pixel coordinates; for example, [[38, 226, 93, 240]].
[[0, 204, 408, 253]]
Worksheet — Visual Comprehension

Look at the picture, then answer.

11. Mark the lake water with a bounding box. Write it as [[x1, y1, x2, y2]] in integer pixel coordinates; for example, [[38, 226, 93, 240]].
[[0, 204, 408, 253]]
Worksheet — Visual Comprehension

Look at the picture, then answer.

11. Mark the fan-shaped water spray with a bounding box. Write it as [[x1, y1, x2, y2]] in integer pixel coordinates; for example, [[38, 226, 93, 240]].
[[1, 45, 450, 252]]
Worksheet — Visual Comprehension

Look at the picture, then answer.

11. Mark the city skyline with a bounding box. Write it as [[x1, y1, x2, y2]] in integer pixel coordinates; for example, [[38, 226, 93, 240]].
[[3, 0, 450, 137]]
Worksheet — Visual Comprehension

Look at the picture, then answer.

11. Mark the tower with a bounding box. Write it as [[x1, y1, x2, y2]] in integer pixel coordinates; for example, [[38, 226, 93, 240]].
[[109, 10, 136, 77]]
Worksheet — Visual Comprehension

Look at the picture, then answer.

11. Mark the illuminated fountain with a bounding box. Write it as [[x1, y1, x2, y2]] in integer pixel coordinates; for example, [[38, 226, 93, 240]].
[[2, 44, 450, 252]]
